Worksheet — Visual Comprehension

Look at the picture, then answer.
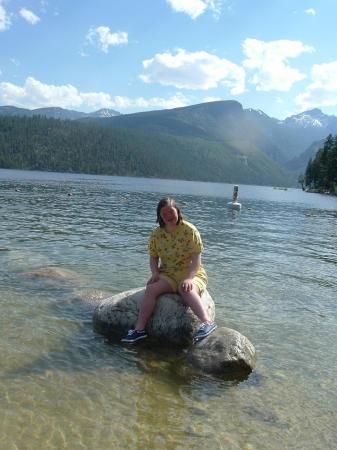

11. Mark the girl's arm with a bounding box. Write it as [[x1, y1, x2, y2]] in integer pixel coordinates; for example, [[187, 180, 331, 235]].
[[181, 253, 201, 292], [147, 256, 160, 284], [186, 253, 201, 279]]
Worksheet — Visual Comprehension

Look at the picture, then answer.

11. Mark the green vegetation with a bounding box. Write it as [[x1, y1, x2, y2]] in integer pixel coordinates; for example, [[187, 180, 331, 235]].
[[304, 134, 337, 194], [0, 115, 295, 186]]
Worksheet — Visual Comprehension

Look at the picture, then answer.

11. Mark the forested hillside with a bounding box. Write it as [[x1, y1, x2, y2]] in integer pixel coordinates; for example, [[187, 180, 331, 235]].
[[0, 115, 296, 186], [305, 134, 337, 194], [94, 100, 289, 164]]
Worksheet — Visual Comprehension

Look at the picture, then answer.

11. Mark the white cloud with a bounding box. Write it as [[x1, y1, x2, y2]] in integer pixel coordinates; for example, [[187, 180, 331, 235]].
[[166, 0, 223, 19], [242, 38, 315, 92], [0, 77, 83, 109], [0, 4, 11, 31], [167, 0, 207, 19], [0, 76, 190, 111], [305, 8, 316, 16], [111, 92, 190, 110], [86, 26, 128, 53], [140, 48, 245, 94], [203, 96, 222, 102], [206, 0, 223, 18], [19, 8, 40, 25], [295, 61, 337, 109]]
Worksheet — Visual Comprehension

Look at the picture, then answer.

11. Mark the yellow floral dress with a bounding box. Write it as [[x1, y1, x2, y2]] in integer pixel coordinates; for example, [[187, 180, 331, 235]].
[[148, 220, 208, 294]]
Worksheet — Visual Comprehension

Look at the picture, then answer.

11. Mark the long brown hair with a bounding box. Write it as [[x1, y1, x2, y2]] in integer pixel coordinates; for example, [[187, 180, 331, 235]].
[[156, 197, 183, 228]]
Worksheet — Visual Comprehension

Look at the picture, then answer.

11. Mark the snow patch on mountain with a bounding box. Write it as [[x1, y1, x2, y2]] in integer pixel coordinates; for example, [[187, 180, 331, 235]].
[[284, 109, 333, 128], [246, 108, 269, 117], [88, 108, 120, 118], [292, 115, 323, 128]]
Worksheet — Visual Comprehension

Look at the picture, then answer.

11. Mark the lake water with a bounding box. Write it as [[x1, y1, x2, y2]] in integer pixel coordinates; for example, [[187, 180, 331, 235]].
[[0, 168, 336, 449]]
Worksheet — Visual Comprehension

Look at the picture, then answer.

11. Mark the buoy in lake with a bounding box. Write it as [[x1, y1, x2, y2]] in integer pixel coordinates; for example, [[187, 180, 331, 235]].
[[227, 185, 242, 210]]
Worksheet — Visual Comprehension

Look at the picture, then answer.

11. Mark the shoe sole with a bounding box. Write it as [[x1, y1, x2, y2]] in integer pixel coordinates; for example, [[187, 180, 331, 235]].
[[194, 324, 217, 342], [121, 335, 148, 343]]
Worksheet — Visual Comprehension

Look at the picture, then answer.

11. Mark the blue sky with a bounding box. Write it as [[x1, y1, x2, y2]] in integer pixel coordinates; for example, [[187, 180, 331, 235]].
[[1, 0, 336, 118]]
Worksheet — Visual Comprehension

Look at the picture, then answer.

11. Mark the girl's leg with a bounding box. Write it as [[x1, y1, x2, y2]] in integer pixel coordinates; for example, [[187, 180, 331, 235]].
[[135, 278, 173, 330], [178, 284, 212, 323]]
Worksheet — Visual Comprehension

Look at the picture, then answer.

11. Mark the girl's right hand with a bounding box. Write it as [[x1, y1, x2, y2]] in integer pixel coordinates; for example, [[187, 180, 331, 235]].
[[147, 273, 160, 285]]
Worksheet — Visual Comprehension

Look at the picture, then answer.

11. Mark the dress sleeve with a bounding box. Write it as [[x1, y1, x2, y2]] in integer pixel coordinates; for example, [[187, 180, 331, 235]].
[[191, 226, 204, 253], [148, 230, 158, 257]]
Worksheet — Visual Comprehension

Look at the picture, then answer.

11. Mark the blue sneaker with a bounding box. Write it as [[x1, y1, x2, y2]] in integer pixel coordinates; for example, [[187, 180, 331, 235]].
[[121, 329, 148, 343], [195, 322, 217, 341]]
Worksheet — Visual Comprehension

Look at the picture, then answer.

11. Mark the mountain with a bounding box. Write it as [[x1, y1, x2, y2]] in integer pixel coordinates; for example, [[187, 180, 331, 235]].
[[94, 100, 288, 164], [280, 109, 337, 160], [0, 105, 33, 117], [1, 101, 336, 166], [245, 107, 337, 162], [243, 108, 288, 163], [86, 101, 337, 165], [0, 105, 120, 120], [286, 138, 325, 171], [283, 108, 337, 129], [0, 113, 295, 187], [87, 108, 121, 118], [1, 100, 336, 183]]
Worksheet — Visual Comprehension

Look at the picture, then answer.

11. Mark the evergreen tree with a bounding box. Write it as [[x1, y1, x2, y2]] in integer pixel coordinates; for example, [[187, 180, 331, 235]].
[[304, 134, 337, 193]]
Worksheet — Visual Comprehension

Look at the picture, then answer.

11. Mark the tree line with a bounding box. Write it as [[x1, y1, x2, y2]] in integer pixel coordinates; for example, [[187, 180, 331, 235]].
[[0, 115, 295, 186], [304, 134, 337, 194]]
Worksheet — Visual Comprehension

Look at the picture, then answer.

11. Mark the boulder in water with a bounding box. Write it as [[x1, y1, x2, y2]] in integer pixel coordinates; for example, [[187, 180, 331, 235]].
[[186, 326, 256, 375], [23, 266, 81, 281], [93, 287, 215, 346]]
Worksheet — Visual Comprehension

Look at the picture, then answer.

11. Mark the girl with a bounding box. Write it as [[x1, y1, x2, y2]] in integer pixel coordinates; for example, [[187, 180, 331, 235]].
[[121, 197, 216, 343]]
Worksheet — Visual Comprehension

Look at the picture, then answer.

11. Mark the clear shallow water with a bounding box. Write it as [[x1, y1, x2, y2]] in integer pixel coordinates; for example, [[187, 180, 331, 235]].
[[0, 168, 337, 449]]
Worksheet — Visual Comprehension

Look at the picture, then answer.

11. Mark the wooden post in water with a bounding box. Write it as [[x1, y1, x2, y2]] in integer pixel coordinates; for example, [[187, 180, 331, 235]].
[[228, 185, 242, 210], [232, 185, 239, 203]]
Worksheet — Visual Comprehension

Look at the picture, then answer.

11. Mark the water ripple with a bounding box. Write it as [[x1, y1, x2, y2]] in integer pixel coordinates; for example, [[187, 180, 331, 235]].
[[1, 170, 337, 449]]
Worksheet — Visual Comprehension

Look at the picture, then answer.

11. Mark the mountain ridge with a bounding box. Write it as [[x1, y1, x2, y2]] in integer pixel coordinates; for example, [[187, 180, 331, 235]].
[[0, 105, 121, 120], [0, 114, 295, 187], [1, 100, 336, 176]]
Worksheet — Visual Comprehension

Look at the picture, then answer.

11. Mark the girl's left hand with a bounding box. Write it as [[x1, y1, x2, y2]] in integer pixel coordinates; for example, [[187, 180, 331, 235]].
[[180, 278, 193, 292]]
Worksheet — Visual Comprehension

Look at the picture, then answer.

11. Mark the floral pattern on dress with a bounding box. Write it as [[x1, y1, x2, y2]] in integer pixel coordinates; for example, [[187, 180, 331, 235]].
[[148, 220, 206, 280]]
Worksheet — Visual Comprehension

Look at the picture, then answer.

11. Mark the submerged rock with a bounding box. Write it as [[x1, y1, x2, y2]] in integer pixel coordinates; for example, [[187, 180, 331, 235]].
[[2, 249, 51, 272], [93, 287, 215, 346], [23, 266, 81, 281], [73, 289, 113, 310], [186, 327, 256, 375]]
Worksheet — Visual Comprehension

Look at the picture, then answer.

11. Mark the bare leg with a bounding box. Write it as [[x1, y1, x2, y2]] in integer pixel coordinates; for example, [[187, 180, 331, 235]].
[[178, 285, 212, 323], [135, 278, 173, 330]]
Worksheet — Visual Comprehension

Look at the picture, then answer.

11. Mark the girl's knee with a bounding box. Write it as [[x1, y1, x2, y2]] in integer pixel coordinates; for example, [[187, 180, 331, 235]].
[[178, 283, 188, 297], [145, 283, 158, 297], [178, 285, 199, 300], [145, 281, 170, 297]]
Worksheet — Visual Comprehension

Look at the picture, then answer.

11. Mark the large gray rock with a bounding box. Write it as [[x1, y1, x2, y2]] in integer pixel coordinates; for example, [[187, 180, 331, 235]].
[[93, 287, 215, 345], [186, 326, 256, 375]]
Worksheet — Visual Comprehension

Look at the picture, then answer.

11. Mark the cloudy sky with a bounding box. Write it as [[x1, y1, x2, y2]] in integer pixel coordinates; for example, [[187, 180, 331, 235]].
[[0, 0, 336, 118]]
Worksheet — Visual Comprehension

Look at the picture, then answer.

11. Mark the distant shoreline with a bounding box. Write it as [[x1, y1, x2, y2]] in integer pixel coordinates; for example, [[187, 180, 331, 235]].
[[306, 188, 337, 196]]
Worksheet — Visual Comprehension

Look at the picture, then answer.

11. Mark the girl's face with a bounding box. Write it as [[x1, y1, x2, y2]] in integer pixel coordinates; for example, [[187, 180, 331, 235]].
[[160, 206, 179, 227]]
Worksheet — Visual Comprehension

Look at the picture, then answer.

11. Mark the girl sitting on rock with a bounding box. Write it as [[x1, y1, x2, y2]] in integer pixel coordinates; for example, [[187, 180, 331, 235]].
[[121, 197, 216, 343]]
